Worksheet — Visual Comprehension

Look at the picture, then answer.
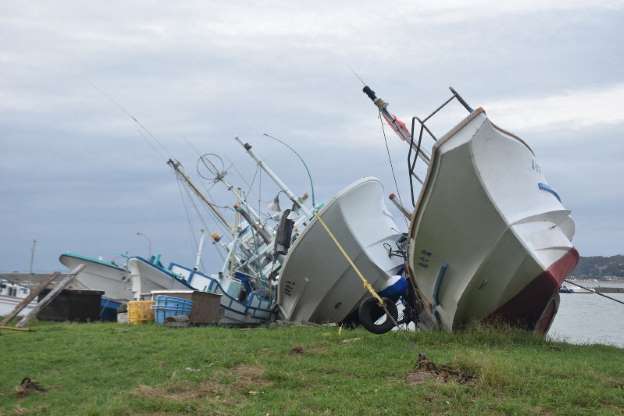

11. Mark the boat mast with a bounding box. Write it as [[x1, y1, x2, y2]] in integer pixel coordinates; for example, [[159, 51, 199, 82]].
[[362, 85, 431, 166], [167, 158, 234, 236], [234, 137, 312, 217]]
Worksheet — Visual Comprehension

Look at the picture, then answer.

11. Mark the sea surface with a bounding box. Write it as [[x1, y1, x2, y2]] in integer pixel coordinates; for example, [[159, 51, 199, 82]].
[[548, 281, 624, 348]]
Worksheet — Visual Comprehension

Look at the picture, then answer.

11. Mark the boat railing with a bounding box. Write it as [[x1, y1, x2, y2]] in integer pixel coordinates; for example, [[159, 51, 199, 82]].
[[407, 87, 474, 207]]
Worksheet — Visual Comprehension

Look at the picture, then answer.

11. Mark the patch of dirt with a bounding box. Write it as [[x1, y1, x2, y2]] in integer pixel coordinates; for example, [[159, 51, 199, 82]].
[[405, 371, 434, 385], [289, 346, 305, 354], [10, 405, 48, 416], [288, 344, 329, 355], [135, 380, 226, 402], [231, 364, 271, 391], [134, 364, 271, 403], [307, 345, 329, 354], [406, 353, 475, 385]]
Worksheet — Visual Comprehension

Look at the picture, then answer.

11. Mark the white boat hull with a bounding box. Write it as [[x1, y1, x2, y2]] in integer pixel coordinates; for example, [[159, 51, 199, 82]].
[[0, 295, 35, 317], [59, 254, 131, 301], [128, 258, 191, 299], [277, 177, 404, 324], [407, 109, 578, 334]]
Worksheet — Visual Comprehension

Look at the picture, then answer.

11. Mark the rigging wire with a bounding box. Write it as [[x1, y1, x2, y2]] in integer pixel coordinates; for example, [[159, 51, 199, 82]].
[[89, 83, 228, 267], [175, 159, 232, 235], [88, 81, 171, 159], [175, 176, 206, 272], [178, 171, 230, 242], [224, 154, 253, 189], [245, 165, 260, 197], [379, 110, 409, 227], [564, 280, 624, 306]]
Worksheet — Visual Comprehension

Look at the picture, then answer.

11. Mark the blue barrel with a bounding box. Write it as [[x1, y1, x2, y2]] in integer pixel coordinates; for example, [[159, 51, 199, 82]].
[[152, 295, 193, 324]]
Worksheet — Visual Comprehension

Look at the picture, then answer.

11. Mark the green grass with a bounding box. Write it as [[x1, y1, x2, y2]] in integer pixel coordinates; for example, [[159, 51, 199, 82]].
[[0, 322, 622, 415]]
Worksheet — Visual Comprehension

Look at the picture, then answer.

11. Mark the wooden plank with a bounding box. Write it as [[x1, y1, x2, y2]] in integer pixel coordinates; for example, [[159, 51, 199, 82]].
[[0, 325, 31, 332], [15, 264, 85, 329], [0, 272, 61, 325]]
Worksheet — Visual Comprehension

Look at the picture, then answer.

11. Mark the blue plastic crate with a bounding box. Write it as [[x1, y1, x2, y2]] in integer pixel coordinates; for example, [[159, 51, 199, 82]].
[[152, 295, 193, 324], [100, 297, 122, 321]]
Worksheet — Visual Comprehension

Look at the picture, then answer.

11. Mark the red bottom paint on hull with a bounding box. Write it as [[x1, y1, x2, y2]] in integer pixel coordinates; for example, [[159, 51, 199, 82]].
[[486, 248, 579, 335]]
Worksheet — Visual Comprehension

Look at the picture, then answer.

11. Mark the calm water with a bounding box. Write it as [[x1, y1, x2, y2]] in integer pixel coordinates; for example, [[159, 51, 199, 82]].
[[549, 282, 624, 347]]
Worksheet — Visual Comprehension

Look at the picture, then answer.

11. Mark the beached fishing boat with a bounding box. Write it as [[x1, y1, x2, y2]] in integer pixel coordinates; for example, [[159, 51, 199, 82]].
[[59, 253, 131, 301], [276, 177, 405, 324], [230, 139, 410, 329], [362, 85, 578, 334], [169, 264, 273, 324], [0, 279, 36, 317], [127, 255, 193, 299]]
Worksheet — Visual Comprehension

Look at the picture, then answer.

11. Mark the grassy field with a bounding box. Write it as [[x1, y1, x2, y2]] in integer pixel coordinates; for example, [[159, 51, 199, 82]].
[[0, 322, 622, 416]]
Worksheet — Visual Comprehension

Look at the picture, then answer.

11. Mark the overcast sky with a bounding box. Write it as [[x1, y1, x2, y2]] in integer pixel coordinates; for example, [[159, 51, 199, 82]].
[[2, 1, 623, 272]]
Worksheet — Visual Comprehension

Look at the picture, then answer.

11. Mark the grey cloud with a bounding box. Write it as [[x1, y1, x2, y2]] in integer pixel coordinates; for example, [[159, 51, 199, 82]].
[[1, 1, 623, 271]]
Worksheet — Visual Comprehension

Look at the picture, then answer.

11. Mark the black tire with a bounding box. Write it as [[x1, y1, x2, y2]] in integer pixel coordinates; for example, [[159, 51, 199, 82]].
[[357, 297, 398, 334]]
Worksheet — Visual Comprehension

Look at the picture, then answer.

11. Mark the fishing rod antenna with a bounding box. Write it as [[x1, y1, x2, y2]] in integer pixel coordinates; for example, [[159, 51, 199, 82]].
[[262, 133, 317, 208], [347, 64, 367, 86]]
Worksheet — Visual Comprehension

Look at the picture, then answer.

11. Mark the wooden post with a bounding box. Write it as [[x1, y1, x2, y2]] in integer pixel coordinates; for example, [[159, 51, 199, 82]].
[[0, 272, 61, 325], [15, 264, 85, 329]]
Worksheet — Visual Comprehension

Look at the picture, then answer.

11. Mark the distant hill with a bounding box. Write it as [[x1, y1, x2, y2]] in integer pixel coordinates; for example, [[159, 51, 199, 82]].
[[572, 255, 624, 279]]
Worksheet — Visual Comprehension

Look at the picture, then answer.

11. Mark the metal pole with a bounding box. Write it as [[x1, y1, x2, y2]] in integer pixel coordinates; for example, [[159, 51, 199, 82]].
[[389, 193, 413, 219], [194, 229, 206, 271], [167, 159, 233, 235], [234, 204, 272, 244], [235, 137, 311, 216], [29, 239, 37, 274]]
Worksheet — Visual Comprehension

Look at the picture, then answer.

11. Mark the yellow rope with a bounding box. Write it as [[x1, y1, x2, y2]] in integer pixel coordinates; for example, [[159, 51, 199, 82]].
[[314, 212, 385, 305], [313, 212, 400, 328]]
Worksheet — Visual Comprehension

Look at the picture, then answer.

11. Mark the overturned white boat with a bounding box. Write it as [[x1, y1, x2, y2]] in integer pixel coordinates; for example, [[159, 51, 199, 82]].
[[277, 177, 405, 324], [363, 86, 579, 334], [127, 256, 193, 299], [59, 253, 132, 301]]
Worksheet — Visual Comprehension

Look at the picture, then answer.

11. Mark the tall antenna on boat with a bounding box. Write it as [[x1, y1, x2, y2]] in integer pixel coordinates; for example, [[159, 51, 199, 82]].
[[235, 137, 312, 217], [262, 133, 316, 208], [347, 64, 367, 86]]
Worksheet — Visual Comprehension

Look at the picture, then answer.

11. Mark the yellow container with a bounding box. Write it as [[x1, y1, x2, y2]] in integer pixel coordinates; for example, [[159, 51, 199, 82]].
[[128, 300, 154, 324]]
